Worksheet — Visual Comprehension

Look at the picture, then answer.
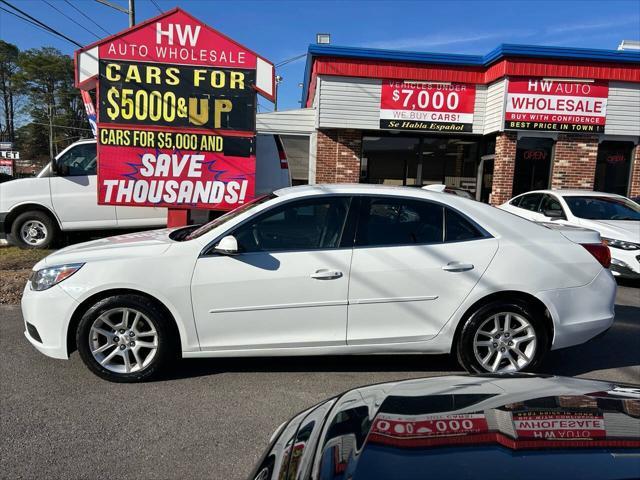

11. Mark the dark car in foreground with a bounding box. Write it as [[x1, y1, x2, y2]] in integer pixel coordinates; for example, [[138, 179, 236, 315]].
[[250, 375, 640, 480]]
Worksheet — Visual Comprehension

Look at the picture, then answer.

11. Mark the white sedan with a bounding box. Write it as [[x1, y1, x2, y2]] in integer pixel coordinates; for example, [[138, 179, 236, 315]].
[[499, 190, 640, 279], [22, 185, 616, 382]]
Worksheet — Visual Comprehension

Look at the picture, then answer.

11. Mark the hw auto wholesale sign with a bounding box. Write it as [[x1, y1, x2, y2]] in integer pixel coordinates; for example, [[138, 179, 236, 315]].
[[380, 80, 476, 132], [505, 77, 609, 133], [75, 8, 274, 211]]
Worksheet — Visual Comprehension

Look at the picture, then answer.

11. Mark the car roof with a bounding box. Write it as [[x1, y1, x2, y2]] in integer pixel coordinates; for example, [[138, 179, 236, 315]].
[[274, 183, 460, 201], [515, 189, 627, 198]]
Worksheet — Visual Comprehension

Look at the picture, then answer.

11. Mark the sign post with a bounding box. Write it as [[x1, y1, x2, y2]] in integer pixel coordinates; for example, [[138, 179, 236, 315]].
[[74, 8, 275, 227]]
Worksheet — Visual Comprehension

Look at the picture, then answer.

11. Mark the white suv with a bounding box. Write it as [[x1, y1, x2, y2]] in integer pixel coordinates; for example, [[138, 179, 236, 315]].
[[0, 135, 290, 248]]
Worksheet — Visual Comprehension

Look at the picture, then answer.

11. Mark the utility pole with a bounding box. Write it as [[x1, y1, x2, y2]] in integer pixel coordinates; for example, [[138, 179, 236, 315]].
[[95, 0, 135, 27], [48, 104, 54, 160], [128, 0, 135, 27], [274, 75, 283, 111]]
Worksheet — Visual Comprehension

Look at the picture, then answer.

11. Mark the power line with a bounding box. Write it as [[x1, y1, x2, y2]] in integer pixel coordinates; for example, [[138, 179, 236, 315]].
[[63, 0, 111, 36], [0, 5, 63, 41], [28, 121, 92, 132], [0, 0, 83, 48], [41, 0, 101, 40], [276, 53, 307, 68], [150, 0, 163, 14], [0, 5, 80, 46]]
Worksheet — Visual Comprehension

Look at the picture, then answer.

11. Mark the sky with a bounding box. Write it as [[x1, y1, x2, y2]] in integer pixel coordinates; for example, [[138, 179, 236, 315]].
[[1, 0, 639, 111]]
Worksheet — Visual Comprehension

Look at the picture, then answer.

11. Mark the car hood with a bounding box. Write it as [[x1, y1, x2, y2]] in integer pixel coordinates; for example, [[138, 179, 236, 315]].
[[252, 375, 640, 480], [36, 229, 176, 268], [577, 219, 640, 242]]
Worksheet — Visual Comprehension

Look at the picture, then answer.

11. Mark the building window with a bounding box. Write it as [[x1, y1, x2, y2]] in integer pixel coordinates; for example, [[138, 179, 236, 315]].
[[595, 141, 634, 196], [512, 137, 554, 196], [361, 134, 480, 195]]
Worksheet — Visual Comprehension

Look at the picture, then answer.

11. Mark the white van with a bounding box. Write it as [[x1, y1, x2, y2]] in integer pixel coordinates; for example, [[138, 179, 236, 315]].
[[0, 135, 290, 248]]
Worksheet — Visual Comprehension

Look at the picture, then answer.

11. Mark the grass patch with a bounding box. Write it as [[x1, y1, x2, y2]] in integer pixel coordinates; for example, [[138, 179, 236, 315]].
[[0, 247, 53, 304]]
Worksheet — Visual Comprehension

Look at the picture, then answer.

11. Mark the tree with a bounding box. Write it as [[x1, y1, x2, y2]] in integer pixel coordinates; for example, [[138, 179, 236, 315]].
[[0, 40, 19, 142], [14, 47, 87, 161]]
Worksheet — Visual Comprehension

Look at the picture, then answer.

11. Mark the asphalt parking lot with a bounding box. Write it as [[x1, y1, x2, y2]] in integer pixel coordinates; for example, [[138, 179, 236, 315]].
[[1, 285, 639, 480]]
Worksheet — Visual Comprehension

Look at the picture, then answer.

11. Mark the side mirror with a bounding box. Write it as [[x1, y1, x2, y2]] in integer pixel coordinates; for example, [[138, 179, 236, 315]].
[[214, 235, 239, 255], [544, 209, 564, 219], [52, 160, 69, 177]]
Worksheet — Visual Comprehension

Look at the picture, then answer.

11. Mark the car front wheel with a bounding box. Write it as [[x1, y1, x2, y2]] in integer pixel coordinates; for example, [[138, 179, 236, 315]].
[[456, 301, 548, 374], [10, 210, 57, 249], [76, 294, 175, 382]]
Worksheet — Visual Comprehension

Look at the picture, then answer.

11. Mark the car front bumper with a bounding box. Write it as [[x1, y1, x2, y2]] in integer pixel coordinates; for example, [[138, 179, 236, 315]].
[[538, 268, 617, 350], [610, 249, 640, 280], [21, 281, 79, 360]]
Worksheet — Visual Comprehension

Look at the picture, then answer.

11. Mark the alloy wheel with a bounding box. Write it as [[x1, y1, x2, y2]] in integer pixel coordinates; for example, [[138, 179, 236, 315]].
[[472, 312, 537, 373], [88, 307, 158, 374]]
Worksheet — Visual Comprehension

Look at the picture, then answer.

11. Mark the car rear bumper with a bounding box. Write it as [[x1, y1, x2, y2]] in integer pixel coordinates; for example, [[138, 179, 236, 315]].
[[537, 268, 617, 350], [21, 281, 78, 360]]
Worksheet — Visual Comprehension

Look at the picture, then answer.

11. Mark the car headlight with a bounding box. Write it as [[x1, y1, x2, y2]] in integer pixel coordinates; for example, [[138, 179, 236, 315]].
[[602, 238, 640, 251], [29, 263, 84, 291]]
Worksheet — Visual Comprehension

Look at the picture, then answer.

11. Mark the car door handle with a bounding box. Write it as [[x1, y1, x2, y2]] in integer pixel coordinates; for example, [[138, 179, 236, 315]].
[[442, 262, 474, 272], [311, 269, 343, 280]]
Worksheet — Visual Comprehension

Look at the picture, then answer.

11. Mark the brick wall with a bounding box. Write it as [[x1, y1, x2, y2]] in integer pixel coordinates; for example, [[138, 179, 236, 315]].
[[551, 134, 598, 190], [315, 129, 362, 184], [629, 145, 640, 198], [489, 131, 517, 205]]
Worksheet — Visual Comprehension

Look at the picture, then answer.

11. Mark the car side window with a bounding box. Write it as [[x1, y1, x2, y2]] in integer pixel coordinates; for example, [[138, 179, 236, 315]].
[[232, 196, 350, 253], [510, 196, 522, 207], [445, 208, 485, 242], [355, 197, 444, 247], [518, 193, 543, 212], [56, 143, 97, 176], [540, 194, 565, 217]]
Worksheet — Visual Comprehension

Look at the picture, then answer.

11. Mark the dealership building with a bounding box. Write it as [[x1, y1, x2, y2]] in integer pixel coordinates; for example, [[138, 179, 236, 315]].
[[258, 43, 640, 204]]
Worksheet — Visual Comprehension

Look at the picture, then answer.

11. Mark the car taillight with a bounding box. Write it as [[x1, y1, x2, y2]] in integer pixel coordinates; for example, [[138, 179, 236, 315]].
[[275, 136, 288, 169], [581, 242, 611, 269]]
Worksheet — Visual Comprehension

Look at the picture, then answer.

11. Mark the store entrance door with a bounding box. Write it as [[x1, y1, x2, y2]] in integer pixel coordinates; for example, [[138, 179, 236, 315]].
[[477, 155, 494, 203], [594, 141, 634, 195], [512, 137, 554, 196]]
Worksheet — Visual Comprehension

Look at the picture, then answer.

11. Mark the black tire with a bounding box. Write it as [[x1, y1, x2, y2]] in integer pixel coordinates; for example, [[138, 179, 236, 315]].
[[10, 210, 58, 249], [456, 300, 549, 374], [76, 294, 176, 383]]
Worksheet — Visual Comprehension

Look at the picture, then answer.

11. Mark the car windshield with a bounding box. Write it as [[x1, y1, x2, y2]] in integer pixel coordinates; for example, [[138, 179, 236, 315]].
[[181, 193, 276, 241], [563, 196, 640, 221]]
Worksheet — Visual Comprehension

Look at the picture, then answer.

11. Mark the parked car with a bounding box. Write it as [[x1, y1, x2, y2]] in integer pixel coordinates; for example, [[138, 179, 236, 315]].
[[250, 374, 640, 480], [499, 190, 640, 280], [0, 134, 290, 249], [422, 183, 475, 199], [22, 184, 615, 382]]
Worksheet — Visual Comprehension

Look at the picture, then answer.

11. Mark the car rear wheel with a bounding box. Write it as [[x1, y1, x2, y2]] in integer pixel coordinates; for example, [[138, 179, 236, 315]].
[[10, 210, 57, 249], [76, 295, 175, 382], [456, 301, 548, 374]]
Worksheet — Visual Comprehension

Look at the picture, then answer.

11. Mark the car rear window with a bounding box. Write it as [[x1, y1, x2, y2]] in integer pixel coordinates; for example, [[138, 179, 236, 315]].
[[445, 208, 484, 242]]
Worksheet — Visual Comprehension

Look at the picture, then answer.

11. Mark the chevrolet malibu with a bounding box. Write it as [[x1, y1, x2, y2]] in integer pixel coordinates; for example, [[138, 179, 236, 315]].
[[22, 185, 616, 382]]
